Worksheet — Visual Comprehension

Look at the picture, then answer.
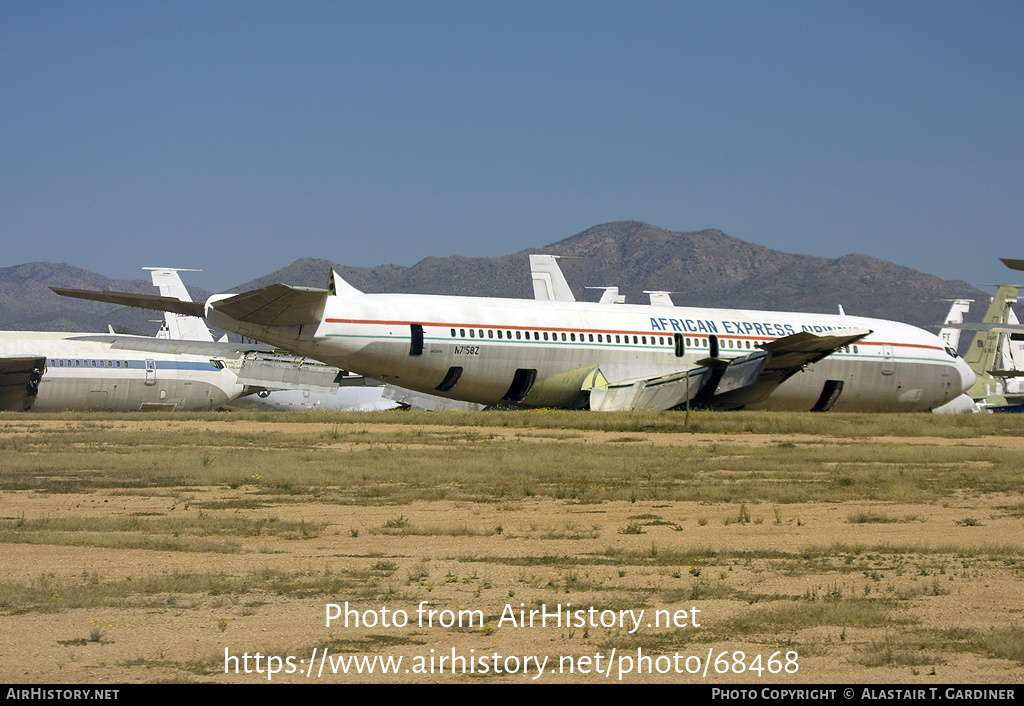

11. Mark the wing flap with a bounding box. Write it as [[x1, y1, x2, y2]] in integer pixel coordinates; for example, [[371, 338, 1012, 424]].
[[236, 356, 345, 392], [584, 367, 710, 412]]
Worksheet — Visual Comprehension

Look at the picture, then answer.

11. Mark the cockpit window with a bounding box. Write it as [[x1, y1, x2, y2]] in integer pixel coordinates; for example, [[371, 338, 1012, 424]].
[[945, 346, 958, 359]]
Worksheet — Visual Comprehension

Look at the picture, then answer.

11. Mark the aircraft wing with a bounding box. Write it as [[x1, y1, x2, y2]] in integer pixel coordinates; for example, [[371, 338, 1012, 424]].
[[694, 328, 872, 409], [66, 334, 276, 357], [584, 328, 871, 412], [584, 366, 711, 412], [0, 356, 46, 412], [52, 284, 330, 327], [382, 385, 487, 411], [235, 355, 348, 392], [758, 329, 871, 370]]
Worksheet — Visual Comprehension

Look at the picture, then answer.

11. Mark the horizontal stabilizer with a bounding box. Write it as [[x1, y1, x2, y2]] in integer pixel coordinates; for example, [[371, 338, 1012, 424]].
[[945, 322, 1024, 332], [1001, 258, 1024, 272], [0, 356, 46, 412], [211, 285, 329, 326], [50, 288, 205, 318]]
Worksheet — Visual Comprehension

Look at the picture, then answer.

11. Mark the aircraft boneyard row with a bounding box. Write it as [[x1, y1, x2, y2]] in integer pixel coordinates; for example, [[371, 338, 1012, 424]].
[[53, 258, 975, 413], [1, 269, 392, 412]]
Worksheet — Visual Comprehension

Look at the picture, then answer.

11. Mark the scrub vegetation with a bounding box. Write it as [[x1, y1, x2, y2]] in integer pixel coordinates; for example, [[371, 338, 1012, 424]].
[[1, 409, 1022, 683]]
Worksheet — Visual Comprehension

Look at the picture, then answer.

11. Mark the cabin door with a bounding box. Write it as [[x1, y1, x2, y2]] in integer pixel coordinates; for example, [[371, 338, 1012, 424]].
[[881, 345, 895, 376]]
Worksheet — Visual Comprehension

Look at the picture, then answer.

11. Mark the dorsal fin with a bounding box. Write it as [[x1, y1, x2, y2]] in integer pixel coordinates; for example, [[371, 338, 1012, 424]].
[[329, 269, 363, 296]]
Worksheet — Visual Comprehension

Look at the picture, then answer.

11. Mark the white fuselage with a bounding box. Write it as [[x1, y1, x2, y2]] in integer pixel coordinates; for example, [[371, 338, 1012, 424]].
[[206, 293, 975, 412], [1, 332, 243, 412]]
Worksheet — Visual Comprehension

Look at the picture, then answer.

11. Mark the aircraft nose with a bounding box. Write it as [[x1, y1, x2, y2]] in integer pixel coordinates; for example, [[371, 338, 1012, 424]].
[[957, 357, 976, 394]]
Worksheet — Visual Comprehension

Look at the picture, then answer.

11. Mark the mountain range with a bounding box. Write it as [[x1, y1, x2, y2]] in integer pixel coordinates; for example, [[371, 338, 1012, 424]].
[[0, 221, 986, 335]]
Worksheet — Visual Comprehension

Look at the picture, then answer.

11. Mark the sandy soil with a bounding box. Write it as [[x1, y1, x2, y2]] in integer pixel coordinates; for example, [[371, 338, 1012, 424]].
[[1, 422, 1023, 684]]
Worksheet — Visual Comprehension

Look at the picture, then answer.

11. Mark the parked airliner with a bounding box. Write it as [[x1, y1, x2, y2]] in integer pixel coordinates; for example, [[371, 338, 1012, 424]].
[[54, 261, 975, 412], [0, 330, 244, 412]]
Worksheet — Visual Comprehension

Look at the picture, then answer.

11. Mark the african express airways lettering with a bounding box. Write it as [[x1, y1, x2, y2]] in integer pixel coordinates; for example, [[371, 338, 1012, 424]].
[[649, 318, 844, 337]]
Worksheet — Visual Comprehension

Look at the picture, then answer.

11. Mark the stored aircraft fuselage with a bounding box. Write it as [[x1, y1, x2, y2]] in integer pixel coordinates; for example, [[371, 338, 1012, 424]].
[[1, 332, 242, 412], [203, 289, 975, 412]]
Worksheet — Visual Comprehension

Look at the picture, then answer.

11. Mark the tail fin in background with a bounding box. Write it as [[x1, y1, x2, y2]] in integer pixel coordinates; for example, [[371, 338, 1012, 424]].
[[144, 268, 214, 342], [530, 255, 576, 302], [964, 285, 1019, 400], [938, 299, 973, 351]]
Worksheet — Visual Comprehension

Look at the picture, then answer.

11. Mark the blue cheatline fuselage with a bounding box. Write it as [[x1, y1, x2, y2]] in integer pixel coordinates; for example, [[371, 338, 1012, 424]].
[[0, 331, 243, 411]]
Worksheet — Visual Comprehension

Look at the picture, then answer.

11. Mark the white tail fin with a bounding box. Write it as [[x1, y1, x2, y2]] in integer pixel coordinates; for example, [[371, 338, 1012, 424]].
[[530, 255, 575, 302], [585, 286, 626, 304], [645, 291, 674, 307], [938, 299, 973, 350], [144, 268, 214, 342]]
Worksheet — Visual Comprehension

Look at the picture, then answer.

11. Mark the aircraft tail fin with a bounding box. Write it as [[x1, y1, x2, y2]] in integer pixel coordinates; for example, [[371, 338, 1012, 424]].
[[145, 268, 214, 342], [530, 255, 575, 302], [938, 299, 973, 351], [964, 285, 1020, 399], [328, 269, 363, 296], [645, 291, 674, 306]]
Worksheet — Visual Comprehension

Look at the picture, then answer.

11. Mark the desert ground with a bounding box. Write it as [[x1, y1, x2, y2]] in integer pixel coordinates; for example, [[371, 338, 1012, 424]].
[[1, 410, 1022, 684]]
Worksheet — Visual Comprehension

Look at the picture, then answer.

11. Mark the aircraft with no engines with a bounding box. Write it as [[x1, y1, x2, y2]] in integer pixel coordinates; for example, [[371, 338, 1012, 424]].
[[0, 331, 245, 412], [53, 259, 976, 413], [1, 267, 351, 413], [133, 268, 400, 412]]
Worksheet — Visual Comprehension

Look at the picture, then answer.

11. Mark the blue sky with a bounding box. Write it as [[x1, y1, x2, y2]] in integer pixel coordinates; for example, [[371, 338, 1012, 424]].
[[2, 1, 1021, 292]]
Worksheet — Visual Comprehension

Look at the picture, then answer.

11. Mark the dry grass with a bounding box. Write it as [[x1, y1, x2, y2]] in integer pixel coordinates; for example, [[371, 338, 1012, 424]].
[[2, 410, 1023, 683]]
